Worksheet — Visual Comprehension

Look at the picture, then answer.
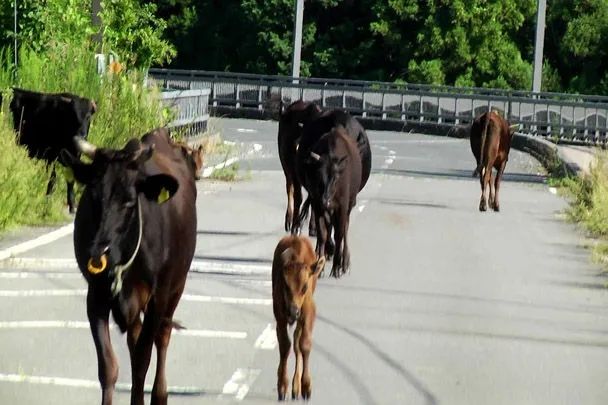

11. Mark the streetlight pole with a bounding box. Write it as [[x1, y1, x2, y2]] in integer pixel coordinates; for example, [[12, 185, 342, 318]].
[[14, 0, 17, 67], [532, 0, 546, 93], [291, 0, 304, 80]]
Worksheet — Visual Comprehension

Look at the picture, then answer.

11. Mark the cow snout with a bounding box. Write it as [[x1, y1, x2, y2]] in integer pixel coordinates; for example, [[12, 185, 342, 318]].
[[287, 304, 300, 325]]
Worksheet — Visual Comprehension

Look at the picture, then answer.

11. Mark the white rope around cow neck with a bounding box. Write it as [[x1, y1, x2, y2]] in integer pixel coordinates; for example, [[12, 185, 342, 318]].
[[111, 196, 143, 297]]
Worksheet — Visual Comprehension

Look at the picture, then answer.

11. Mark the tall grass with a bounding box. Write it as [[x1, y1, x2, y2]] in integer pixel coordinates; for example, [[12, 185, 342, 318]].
[[0, 96, 65, 231], [0, 44, 169, 232]]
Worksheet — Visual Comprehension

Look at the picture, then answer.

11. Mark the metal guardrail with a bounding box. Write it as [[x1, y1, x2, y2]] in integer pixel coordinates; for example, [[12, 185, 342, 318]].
[[160, 88, 210, 140], [150, 68, 608, 144]]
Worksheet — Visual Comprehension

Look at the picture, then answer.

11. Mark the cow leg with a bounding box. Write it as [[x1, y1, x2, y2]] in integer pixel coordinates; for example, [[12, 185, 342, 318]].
[[291, 321, 303, 400], [67, 181, 76, 214], [300, 312, 315, 400], [308, 210, 317, 237], [291, 184, 303, 234], [46, 167, 57, 196], [342, 214, 352, 276], [130, 299, 159, 405], [151, 291, 183, 405], [87, 286, 118, 405], [479, 166, 491, 212], [276, 322, 291, 401], [285, 180, 294, 232], [493, 161, 507, 212], [330, 210, 344, 278]]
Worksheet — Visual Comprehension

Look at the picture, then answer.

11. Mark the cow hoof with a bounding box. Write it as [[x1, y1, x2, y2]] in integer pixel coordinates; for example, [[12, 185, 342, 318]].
[[493, 205, 500, 212], [479, 202, 487, 212]]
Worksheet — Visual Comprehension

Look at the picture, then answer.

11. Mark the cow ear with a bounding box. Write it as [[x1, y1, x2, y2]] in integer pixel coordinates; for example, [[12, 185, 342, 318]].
[[281, 247, 293, 265], [59, 149, 95, 184], [138, 174, 179, 204], [312, 256, 325, 274]]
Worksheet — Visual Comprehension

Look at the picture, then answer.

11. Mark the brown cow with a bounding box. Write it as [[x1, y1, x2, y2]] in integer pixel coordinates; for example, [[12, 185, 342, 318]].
[[470, 111, 517, 212], [140, 128, 205, 180], [60, 130, 197, 405], [272, 235, 325, 401]]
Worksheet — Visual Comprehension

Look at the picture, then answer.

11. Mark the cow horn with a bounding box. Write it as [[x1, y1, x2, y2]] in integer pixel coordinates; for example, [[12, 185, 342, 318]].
[[310, 151, 321, 161], [74, 137, 97, 158]]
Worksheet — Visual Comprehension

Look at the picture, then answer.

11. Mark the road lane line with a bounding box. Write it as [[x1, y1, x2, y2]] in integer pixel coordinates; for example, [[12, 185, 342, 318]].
[[0, 320, 247, 339], [0, 224, 74, 261], [0, 372, 206, 394], [236, 128, 258, 133], [220, 368, 261, 401], [0, 258, 271, 275], [254, 323, 277, 350], [0, 289, 271, 305]]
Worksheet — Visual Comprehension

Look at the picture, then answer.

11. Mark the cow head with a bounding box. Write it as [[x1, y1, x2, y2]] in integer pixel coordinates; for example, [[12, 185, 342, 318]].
[[278, 101, 321, 142], [280, 245, 325, 325], [61, 138, 179, 276], [305, 131, 348, 210]]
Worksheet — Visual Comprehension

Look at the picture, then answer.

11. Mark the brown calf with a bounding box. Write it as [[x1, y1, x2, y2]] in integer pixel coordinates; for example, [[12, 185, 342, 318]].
[[272, 236, 325, 401], [470, 111, 517, 212]]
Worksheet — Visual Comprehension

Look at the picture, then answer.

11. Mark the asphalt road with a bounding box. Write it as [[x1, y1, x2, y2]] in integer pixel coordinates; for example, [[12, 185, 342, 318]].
[[1, 118, 607, 404]]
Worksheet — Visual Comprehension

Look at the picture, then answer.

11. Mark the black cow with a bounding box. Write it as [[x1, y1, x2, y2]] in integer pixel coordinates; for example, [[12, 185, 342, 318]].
[[278, 100, 322, 233], [299, 125, 362, 278], [293, 108, 371, 236], [60, 130, 197, 405], [10, 88, 96, 213]]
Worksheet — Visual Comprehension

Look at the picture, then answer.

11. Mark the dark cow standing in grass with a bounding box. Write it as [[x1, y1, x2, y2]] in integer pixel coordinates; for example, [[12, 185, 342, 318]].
[[278, 100, 322, 233], [299, 125, 362, 277], [291, 107, 371, 236], [60, 130, 197, 405], [10, 88, 96, 213], [272, 235, 325, 401], [470, 111, 516, 212]]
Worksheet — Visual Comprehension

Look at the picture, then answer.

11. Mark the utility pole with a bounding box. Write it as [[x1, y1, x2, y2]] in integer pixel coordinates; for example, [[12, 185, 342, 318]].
[[14, 0, 17, 67], [291, 0, 304, 80], [532, 0, 546, 93]]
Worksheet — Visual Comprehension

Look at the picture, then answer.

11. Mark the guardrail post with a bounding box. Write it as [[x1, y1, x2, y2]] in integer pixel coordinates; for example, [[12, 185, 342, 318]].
[[381, 92, 386, 120], [401, 94, 406, 122], [322, 87, 326, 108], [212, 82, 217, 107], [437, 95, 442, 124], [454, 97, 459, 125], [235, 83, 240, 108], [342, 90, 346, 109], [362, 92, 367, 118], [546, 103, 551, 136], [419, 94, 424, 122]]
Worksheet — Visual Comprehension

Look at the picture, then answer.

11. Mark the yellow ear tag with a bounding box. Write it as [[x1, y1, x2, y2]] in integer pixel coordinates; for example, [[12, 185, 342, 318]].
[[157, 187, 170, 204]]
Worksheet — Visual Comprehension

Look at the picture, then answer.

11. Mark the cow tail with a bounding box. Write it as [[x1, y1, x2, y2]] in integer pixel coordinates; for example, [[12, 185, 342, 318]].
[[172, 320, 186, 330], [474, 115, 490, 177], [297, 196, 311, 226]]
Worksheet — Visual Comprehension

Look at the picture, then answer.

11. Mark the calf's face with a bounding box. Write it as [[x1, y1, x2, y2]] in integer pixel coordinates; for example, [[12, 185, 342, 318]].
[[280, 247, 325, 324]]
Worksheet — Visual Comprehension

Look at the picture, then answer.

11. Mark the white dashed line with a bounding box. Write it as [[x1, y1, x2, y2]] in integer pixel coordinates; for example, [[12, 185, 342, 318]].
[[0, 257, 271, 275], [0, 321, 247, 339], [220, 368, 261, 401], [0, 373, 206, 394], [236, 128, 258, 133], [0, 289, 271, 305], [549, 187, 557, 195], [254, 323, 277, 350]]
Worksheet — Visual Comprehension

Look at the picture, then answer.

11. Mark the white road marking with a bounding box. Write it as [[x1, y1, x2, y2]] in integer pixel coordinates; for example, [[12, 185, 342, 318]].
[[0, 224, 74, 261], [0, 372, 206, 394], [220, 368, 261, 401], [549, 187, 557, 195], [0, 257, 271, 275], [254, 323, 277, 350], [236, 128, 257, 133], [389, 150, 396, 155], [0, 272, 80, 279], [202, 157, 240, 178], [0, 289, 271, 305], [385, 158, 395, 165], [358, 205, 366, 213], [0, 320, 247, 339], [253, 143, 262, 152]]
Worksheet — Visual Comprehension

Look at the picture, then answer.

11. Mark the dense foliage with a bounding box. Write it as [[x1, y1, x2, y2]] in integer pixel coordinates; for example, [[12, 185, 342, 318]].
[[1, 1, 607, 92]]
